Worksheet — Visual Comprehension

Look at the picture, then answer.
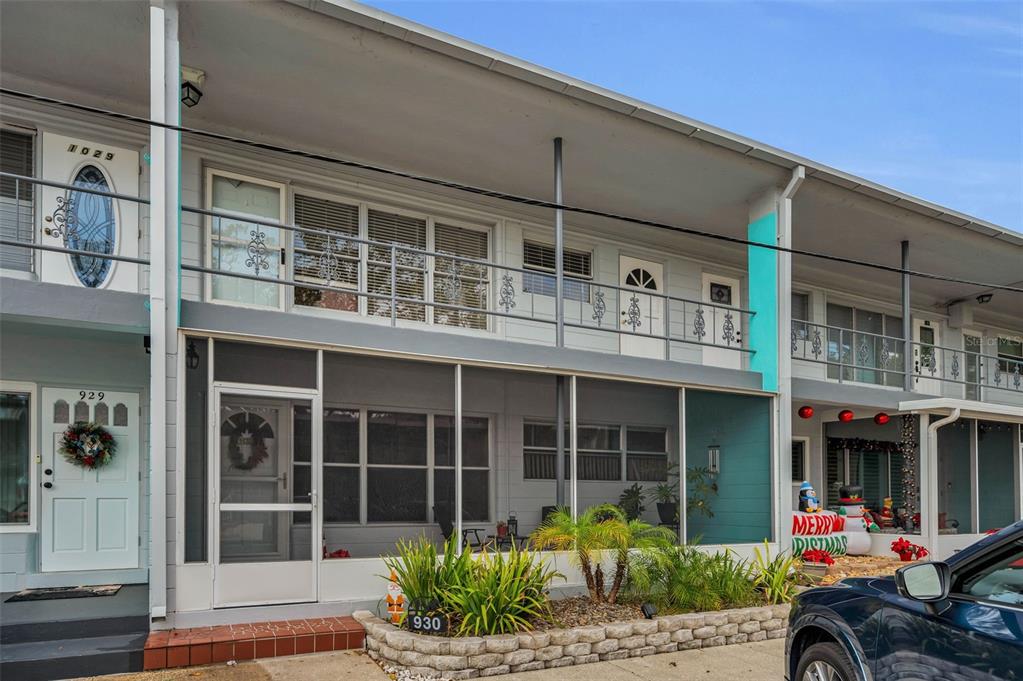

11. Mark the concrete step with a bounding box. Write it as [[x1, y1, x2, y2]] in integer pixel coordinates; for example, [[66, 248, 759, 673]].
[[1, 614, 149, 644], [0, 632, 147, 681]]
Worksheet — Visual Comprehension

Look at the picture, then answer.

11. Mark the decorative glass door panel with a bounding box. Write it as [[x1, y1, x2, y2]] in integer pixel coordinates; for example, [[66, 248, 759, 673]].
[[207, 170, 285, 309], [213, 388, 317, 607]]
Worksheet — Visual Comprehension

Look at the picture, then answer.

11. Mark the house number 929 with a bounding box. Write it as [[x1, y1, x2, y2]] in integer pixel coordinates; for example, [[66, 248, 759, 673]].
[[79, 390, 105, 400]]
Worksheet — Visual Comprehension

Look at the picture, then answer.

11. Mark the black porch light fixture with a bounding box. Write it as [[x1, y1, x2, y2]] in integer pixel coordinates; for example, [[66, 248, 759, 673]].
[[976, 293, 993, 304], [180, 80, 203, 108], [186, 341, 200, 370]]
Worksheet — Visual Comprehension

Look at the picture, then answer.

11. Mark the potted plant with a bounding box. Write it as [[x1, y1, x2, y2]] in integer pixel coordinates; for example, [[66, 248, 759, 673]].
[[890, 537, 929, 562], [618, 483, 646, 521], [652, 483, 679, 525], [496, 520, 508, 538], [800, 548, 833, 580]]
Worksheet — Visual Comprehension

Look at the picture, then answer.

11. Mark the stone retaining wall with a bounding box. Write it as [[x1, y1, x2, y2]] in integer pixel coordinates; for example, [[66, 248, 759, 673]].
[[354, 603, 791, 679]]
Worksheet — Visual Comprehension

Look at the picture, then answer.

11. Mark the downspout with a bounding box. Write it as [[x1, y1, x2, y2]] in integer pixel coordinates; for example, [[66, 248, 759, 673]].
[[776, 166, 804, 553], [924, 408, 961, 557]]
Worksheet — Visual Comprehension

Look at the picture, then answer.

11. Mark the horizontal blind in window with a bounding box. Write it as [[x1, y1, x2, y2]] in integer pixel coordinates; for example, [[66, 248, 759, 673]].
[[434, 223, 489, 330], [522, 241, 591, 302], [367, 209, 427, 321], [0, 130, 34, 271], [293, 194, 360, 311]]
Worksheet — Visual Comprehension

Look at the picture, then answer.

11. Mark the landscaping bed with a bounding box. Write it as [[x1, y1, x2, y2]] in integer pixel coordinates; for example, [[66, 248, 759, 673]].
[[819, 554, 905, 586], [357, 602, 791, 679]]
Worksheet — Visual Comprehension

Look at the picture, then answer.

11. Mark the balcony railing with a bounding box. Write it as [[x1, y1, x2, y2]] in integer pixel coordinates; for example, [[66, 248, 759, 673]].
[[1, 172, 753, 364], [792, 320, 1023, 396]]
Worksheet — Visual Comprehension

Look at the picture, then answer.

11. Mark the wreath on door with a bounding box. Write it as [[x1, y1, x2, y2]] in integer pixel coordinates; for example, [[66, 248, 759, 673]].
[[222, 410, 273, 471], [59, 422, 117, 469]]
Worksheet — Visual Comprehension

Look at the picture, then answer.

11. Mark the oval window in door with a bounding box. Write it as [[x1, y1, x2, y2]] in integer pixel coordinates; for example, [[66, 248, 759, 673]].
[[65, 165, 116, 287]]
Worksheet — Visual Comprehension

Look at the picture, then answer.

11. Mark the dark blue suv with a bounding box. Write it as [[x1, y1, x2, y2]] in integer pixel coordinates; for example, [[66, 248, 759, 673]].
[[786, 520, 1023, 680]]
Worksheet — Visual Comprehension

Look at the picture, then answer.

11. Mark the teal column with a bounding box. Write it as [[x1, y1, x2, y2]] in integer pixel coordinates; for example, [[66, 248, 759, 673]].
[[747, 212, 778, 392]]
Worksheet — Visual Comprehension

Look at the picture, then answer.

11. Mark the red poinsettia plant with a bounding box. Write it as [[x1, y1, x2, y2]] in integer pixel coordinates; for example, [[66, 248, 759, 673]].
[[891, 537, 929, 562], [801, 549, 835, 566]]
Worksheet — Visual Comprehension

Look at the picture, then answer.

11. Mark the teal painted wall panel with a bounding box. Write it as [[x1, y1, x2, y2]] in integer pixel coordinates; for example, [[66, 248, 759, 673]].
[[747, 212, 778, 392], [685, 390, 772, 544], [978, 422, 1015, 531], [937, 422, 973, 533]]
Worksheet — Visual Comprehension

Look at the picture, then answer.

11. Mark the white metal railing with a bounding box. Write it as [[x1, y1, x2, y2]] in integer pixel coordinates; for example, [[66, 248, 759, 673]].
[[1, 172, 753, 364], [792, 319, 1023, 395]]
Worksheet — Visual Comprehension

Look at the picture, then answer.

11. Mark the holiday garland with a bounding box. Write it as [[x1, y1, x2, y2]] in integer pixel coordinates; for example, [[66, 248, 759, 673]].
[[900, 414, 919, 517], [60, 422, 117, 469], [826, 437, 902, 454]]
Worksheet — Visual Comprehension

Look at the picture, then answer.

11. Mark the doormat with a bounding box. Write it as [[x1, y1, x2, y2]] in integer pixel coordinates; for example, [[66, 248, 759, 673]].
[[5, 584, 122, 602]]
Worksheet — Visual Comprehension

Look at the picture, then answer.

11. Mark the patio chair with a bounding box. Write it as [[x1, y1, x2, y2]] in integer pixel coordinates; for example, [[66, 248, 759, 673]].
[[433, 504, 485, 549]]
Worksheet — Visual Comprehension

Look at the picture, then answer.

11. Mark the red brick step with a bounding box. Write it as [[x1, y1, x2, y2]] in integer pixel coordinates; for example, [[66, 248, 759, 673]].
[[143, 616, 365, 670]]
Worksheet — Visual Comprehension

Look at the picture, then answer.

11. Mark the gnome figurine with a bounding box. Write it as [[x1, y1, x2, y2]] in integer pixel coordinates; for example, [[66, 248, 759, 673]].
[[798, 481, 821, 513]]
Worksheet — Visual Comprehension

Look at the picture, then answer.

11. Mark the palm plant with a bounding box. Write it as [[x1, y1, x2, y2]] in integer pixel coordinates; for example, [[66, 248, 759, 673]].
[[617, 483, 646, 520], [626, 543, 757, 612], [530, 504, 672, 604]]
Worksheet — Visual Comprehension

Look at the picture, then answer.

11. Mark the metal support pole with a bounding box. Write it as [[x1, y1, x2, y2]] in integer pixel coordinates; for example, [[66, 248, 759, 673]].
[[554, 137, 564, 348], [902, 241, 912, 392], [569, 375, 578, 521], [455, 363, 463, 555], [555, 375, 565, 507], [678, 387, 687, 544]]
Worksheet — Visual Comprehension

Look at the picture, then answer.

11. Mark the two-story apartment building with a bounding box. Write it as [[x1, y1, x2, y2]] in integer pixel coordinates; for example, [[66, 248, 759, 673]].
[[1, 0, 1020, 662]]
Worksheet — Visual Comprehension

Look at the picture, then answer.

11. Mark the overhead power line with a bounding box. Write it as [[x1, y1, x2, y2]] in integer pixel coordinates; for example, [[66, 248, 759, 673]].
[[2, 87, 1020, 295]]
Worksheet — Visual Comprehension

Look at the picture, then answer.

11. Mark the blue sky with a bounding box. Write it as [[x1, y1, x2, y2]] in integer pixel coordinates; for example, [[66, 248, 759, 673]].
[[366, 1, 1023, 232]]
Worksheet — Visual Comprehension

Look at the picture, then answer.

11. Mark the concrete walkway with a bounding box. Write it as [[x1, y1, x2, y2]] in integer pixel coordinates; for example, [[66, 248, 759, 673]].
[[78, 639, 785, 681]]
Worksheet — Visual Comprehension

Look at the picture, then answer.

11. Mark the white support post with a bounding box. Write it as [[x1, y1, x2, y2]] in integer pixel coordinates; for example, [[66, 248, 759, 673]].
[[454, 363, 463, 555], [918, 414, 935, 553], [775, 167, 803, 551], [569, 375, 578, 521], [148, 1, 169, 622], [678, 387, 686, 544]]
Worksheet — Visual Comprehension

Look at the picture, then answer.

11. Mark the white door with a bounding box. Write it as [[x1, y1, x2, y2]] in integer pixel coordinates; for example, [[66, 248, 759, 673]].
[[40, 388, 140, 572], [38, 132, 139, 291], [701, 273, 743, 370], [912, 319, 942, 395], [619, 256, 665, 359], [963, 331, 983, 401], [212, 386, 318, 607]]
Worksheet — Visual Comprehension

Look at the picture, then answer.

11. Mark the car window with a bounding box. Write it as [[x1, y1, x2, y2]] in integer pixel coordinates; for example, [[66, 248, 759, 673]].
[[953, 539, 1023, 607]]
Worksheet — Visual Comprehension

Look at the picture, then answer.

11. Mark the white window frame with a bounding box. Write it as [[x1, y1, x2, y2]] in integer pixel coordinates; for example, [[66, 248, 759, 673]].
[[521, 239, 593, 303], [523, 420, 670, 483], [0, 380, 38, 533], [287, 189, 494, 330], [203, 167, 288, 311], [305, 406, 492, 527], [0, 125, 38, 279]]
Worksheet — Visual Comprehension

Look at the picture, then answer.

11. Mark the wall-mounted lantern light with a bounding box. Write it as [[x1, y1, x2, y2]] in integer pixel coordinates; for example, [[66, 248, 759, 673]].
[[186, 341, 200, 370], [180, 81, 203, 108]]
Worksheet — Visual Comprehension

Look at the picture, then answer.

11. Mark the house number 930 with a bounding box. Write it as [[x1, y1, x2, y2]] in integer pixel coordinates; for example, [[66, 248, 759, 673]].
[[79, 390, 105, 400]]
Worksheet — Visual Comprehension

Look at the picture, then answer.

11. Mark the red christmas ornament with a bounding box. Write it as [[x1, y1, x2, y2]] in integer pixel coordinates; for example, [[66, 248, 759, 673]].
[[874, 412, 890, 425], [798, 405, 814, 419], [838, 409, 855, 422]]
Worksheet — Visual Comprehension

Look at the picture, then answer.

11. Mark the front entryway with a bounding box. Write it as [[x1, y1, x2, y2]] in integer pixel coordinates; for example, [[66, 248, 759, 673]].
[[212, 386, 318, 607], [912, 319, 941, 395], [40, 388, 140, 572], [618, 255, 664, 359], [701, 273, 743, 370]]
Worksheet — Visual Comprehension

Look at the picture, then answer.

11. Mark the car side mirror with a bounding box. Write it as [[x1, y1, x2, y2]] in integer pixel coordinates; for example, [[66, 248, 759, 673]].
[[896, 561, 951, 602]]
